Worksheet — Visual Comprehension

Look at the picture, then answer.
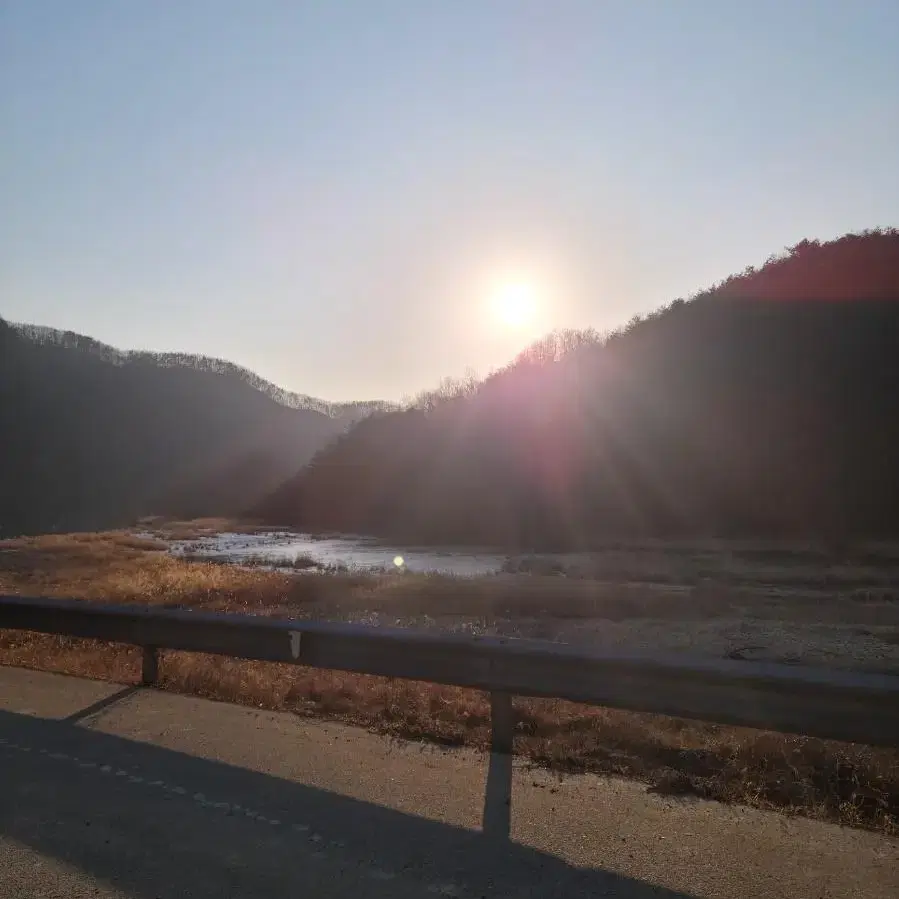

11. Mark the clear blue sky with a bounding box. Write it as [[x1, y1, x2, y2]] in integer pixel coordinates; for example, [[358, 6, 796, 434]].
[[3, 1, 897, 401]]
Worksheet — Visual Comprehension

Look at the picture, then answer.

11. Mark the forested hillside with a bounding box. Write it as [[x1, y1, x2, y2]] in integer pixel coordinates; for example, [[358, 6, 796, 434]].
[[256, 230, 899, 547], [8, 324, 395, 422], [0, 322, 355, 536]]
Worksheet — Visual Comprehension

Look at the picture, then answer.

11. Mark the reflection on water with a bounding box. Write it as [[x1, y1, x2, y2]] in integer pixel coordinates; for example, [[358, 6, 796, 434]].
[[171, 531, 509, 577]]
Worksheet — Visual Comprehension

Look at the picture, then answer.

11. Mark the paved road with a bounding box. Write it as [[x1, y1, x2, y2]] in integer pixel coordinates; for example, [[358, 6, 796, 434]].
[[0, 667, 895, 898]]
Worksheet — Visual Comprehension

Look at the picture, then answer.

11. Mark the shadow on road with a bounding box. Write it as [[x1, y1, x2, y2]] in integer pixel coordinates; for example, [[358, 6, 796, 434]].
[[483, 751, 513, 840], [0, 707, 696, 898], [63, 684, 142, 724]]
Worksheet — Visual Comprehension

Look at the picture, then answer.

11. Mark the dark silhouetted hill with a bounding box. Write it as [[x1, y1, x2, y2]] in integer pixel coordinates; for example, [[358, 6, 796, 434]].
[[0, 323, 377, 536], [255, 229, 899, 547]]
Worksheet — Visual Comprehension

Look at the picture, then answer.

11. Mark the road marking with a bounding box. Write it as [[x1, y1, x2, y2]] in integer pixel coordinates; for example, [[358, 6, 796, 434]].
[[428, 884, 463, 897], [369, 869, 396, 881], [0, 736, 481, 898]]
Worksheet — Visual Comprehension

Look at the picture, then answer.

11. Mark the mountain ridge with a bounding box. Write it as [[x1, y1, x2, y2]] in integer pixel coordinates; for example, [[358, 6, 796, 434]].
[[0, 320, 353, 536], [254, 229, 899, 547], [5, 228, 898, 542], [8, 321, 395, 422]]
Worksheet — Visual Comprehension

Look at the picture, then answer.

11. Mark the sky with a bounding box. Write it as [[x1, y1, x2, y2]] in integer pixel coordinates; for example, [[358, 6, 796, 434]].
[[2, 1, 897, 401]]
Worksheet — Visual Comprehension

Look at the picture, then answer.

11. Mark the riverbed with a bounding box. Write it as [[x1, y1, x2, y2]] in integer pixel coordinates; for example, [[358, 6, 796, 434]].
[[157, 528, 899, 674]]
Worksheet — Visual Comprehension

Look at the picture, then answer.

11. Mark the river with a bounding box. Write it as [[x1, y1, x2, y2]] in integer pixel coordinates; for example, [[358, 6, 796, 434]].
[[170, 530, 513, 576]]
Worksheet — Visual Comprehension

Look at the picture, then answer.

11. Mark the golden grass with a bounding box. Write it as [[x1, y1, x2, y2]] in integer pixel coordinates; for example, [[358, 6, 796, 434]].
[[1, 530, 897, 834], [139, 517, 281, 541]]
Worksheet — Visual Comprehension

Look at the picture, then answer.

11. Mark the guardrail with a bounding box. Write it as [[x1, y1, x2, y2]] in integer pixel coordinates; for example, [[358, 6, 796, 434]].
[[2, 594, 898, 752]]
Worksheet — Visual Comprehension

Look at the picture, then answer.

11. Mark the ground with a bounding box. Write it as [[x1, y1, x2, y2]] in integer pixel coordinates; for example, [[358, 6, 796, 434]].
[[1, 524, 897, 833]]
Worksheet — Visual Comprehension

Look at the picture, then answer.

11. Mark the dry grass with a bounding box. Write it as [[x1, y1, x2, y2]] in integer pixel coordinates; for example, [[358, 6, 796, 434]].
[[1, 530, 897, 834], [138, 517, 280, 541]]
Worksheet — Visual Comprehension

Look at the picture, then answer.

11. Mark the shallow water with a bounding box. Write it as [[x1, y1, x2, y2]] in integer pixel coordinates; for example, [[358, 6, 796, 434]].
[[171, 531, 510, 576]]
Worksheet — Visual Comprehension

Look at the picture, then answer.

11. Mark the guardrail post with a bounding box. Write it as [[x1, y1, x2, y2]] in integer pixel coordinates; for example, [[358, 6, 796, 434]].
[[490, 690, 514, 755], [142, 646, 159, 686]]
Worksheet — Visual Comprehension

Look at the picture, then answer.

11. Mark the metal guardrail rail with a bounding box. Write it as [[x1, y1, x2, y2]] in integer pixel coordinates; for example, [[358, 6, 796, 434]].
[[1, 594, 898, 751]]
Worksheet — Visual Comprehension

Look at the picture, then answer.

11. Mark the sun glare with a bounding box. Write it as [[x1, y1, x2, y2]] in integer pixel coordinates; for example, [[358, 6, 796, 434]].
[[491, 281, 538, 328]]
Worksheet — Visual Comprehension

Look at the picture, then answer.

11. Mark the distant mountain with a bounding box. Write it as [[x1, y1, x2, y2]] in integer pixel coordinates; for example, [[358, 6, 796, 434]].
[[255, 229, 899, 547], [0, 322, 383, 536], [8, 324, 396, 421]]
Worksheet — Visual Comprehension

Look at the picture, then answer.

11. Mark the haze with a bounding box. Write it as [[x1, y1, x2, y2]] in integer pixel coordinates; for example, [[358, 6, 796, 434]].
[[2, 0, 897, 401]]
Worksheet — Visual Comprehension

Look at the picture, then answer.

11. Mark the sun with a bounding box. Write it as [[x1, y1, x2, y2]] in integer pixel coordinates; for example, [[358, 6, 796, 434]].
[[491, 281, 538, 328]]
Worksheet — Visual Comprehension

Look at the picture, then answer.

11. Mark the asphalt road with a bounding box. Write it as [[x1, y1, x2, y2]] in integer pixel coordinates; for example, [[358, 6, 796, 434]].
[[0, 666, 896, 898]]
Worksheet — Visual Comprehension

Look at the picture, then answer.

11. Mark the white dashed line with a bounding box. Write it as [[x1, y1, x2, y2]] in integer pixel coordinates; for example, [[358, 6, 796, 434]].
[[369, 869, 396, 881], [0, 736, 475, 897]]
